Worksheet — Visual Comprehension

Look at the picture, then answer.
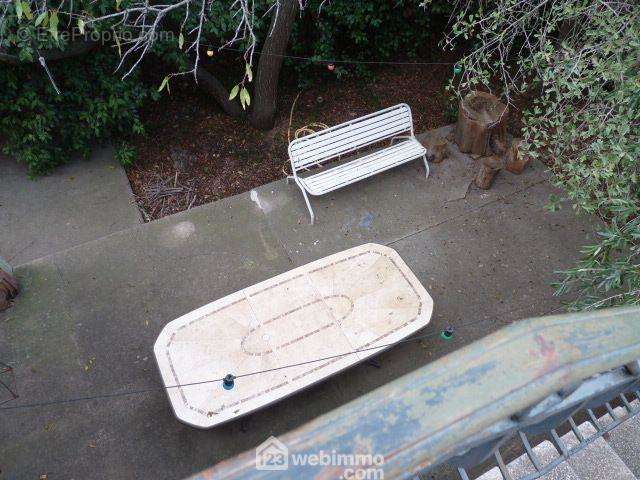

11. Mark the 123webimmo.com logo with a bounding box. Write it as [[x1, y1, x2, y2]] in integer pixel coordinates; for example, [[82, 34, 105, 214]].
[[255, 436, 289, 470], [255, 435, 385, 479]]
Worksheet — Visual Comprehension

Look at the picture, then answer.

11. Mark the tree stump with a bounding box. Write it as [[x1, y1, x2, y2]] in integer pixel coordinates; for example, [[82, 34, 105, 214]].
[[455, 91, 508, 156]]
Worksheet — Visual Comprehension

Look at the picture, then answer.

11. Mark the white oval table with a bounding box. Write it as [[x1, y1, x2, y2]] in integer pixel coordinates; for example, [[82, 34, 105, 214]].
[[154, 243, 433, 428]]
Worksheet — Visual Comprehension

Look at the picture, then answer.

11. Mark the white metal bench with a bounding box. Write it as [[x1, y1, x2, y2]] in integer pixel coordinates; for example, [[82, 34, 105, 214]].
[[288, 103, 428, 224]]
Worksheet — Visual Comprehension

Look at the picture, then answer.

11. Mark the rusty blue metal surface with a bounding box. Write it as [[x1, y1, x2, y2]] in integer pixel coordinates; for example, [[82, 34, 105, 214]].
[[189, 306, 640, 480]]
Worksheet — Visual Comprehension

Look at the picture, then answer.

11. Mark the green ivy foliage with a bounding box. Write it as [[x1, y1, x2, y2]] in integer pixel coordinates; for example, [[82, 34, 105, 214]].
[[288, 0, 452, 84], [0, 0, 155, 175], [0, 50, 153, 175], [526, 8, 639, 311]]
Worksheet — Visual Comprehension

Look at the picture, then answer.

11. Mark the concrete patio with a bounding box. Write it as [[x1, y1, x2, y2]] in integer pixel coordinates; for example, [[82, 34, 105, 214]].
[[0, 128, 595, 479], [0, 146, 141, 266]]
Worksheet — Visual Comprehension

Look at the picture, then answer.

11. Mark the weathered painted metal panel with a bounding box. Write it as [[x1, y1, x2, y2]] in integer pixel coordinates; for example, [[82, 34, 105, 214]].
[[189, 307, 640, 480]]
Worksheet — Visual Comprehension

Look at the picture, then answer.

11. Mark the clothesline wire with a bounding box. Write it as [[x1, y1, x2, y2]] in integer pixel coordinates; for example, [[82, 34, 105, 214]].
[[0, 303, 566, 412], [0, 316, 503, 412], [209, 44, 458, 66]]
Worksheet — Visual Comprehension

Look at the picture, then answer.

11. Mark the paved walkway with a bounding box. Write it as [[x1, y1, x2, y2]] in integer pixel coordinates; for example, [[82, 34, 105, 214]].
[[0, 147, 141, 266], [0, 128, 595, 480]]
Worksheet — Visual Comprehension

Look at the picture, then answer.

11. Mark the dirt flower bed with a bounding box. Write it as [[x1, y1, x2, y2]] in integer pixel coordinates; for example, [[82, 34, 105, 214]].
[[126, 59, 462, 221]]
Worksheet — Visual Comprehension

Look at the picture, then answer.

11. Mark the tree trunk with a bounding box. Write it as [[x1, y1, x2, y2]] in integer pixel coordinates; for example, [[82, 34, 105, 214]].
[[160, 15, 243, 119], [195, 65, 243, 118], [248, 0, 299, 130]]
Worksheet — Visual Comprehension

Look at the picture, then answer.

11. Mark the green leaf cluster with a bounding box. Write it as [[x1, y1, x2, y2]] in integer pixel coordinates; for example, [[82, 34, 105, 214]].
[[0, 50, 153, 175], [288, 0, 451, 85]]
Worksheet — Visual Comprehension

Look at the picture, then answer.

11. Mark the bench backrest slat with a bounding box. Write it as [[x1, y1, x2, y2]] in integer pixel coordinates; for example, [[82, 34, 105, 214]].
[[289, 104, 413, 171]]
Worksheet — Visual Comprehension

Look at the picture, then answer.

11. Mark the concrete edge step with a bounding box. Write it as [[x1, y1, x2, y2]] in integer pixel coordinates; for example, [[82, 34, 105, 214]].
[[600, 400, 640, 478], [560, 419, 636, 480], [475, 440, 578, 480]]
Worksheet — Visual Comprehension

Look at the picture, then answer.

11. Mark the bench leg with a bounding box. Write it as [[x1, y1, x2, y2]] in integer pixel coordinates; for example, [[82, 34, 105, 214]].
[[422, 154, 430, 179], [294, 181, 316, 225]]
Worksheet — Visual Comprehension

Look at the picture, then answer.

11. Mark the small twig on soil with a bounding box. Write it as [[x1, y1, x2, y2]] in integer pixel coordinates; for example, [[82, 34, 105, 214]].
[[134, 171, 197, 221]]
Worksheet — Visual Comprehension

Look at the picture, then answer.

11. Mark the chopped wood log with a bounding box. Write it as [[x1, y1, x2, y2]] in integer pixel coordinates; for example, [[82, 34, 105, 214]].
[[505, 138, 532, 174], [475, 166, 499, 189], [455, 91, 508, 156], [490, 121, 508, 151], [424, 134, 449, 163], [0, 263, 18, 311], [0, 285, 9, 312], [475, 155, 502, 189]]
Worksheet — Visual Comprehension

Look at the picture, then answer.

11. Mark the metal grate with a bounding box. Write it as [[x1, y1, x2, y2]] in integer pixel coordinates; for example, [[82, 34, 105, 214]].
[[460, 391, 640, 480]]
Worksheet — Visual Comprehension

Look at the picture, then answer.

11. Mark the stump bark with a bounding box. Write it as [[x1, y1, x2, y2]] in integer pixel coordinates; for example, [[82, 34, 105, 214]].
[[505, 138, 532, 174], [0, 262, 18, 311], [475, 155, 502, 189], [489, 131, 512, 157], [455, 91, 508, 156]]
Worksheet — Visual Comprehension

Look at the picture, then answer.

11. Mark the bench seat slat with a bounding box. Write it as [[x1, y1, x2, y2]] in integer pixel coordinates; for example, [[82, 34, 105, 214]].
[[290, 108, 410, 156], [298, 139, 426, 196], [290, 105, 410, 151], [303, 141, 424, 190], [291, 112, 410, 160], [293, 120, 410, 169], [303, 141, 423, 189], [292, 120, 411, 168], [300, 148, 423, 196]]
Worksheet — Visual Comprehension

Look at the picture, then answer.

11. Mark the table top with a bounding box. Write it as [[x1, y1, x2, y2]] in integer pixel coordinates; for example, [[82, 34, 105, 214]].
[[154, 243, 433, 428]]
